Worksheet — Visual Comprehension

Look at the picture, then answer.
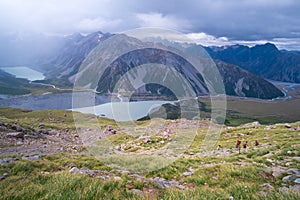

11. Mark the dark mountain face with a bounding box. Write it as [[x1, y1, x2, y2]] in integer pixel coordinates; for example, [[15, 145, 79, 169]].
[[96, 48, 209, 98], [94, 47, 283, 99], [205, 43, 300, 83]]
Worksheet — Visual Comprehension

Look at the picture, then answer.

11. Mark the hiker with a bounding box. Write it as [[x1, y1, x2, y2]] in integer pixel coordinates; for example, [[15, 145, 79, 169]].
[[216, 145, 221, 151], [236, 140, 241, 154], [243, 141, 248, 152], [236, 140, 241, 148], [255, 140, 259, 146]]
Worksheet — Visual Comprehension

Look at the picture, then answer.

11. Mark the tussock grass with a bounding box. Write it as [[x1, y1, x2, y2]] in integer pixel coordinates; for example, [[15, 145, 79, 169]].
[[0, 108, 299, 199]]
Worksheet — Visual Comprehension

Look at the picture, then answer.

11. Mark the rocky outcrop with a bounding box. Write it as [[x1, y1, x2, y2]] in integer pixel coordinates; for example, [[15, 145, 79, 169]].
[[68, 166, 187, 190]]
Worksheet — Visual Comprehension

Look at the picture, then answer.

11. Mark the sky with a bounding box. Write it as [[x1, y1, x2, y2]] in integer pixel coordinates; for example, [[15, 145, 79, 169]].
[[0, 0, 300, 50]]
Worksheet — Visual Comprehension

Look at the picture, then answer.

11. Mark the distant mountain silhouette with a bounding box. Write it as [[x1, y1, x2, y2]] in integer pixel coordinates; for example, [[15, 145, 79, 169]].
[[204, 43, 300, 83]]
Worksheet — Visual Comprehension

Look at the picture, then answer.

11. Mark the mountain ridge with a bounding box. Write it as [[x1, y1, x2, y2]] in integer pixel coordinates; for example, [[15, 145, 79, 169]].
[[204, 43, 300, 83]]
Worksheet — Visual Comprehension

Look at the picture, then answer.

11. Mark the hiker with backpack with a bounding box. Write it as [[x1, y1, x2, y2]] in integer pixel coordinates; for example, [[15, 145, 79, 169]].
[[236, 140, 241, 154], [243, 141, 248, 152]]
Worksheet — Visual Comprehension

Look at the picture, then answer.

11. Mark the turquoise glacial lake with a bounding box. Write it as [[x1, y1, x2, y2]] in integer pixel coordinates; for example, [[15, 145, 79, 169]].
[[1, 66, 44, 81]]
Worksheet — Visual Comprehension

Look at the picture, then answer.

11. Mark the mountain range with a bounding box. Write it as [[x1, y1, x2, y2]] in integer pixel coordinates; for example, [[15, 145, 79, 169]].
[[37, 32, 285, 99], [2, 31, 300, 99], [205, 43, 300, 83]]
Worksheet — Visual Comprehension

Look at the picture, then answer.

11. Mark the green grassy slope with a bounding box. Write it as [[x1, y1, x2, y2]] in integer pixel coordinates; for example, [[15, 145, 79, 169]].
[[0, 108, 299, 199]]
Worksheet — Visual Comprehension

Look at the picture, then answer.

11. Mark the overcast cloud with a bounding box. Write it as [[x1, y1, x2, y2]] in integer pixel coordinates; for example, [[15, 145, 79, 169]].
[[0, 0, 300, 49]]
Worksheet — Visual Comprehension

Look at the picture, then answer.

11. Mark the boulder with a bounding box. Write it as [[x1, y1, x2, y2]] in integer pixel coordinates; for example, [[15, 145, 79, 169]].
[[104, 126, 117, 135], [129, 189, 143, 196], [287, 168, 300, 175], [69, 167, 80, 173], [11, 124, 25, 132], [80, 167, 95, 177], [225, 132, 231, 137], [115, 170, 130, 174], [282, 175, 296, 182], [7, 132, 24, 139], [272, 168, 286, 178], [252, 121, 260, 128], [258, 191, 267, 196], [188, 166, 194, 173], [183, 172, 193, 176], [284, 123, 292, 128], [279, 187, 289, 193], [290, 185, 300, 192], [150, 177, 169, 188], [0, 173, 8, 180], [130, 174, 146, 182], [38, 129, 49, 134], [113, 176, 122, 181], [21, 155, 40, 161], [0, 126, 8, 131], [38, 124, 45, 129], [144, 138, 151, 144], [261, 183, 274, 190], [115, 146, 121, 151], [48, 130, 58, 136], [0, 157, 17, 164]]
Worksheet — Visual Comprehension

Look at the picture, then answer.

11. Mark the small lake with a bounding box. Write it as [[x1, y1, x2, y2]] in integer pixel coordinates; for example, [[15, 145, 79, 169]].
[[73, 100, 173, 121], [0, 91, 172, 121], [1, 66, 45, 81]]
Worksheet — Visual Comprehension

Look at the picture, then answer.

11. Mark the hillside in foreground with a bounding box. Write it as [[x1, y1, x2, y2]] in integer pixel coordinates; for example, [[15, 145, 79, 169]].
[[0, 108, 299, 199]]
